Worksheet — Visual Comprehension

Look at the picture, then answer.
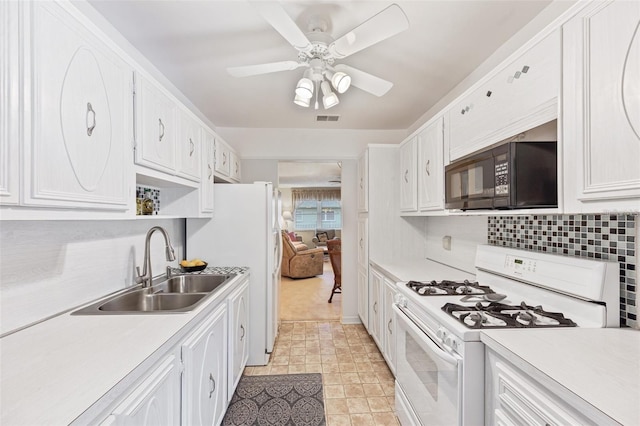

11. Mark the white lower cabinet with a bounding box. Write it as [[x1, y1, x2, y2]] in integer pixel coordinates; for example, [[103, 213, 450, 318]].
[[368, 268, 383, 348], [227, 279, 249, 400], [358, 268, 369, 328], [486, 349, 604, 426], [181, 304, 228, 426], [382, 279, 397, 374], [101, 354, 181, 426]]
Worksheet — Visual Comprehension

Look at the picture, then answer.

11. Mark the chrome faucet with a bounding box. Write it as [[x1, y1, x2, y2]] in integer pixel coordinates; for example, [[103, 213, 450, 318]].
[[136, 226, 176, 287]]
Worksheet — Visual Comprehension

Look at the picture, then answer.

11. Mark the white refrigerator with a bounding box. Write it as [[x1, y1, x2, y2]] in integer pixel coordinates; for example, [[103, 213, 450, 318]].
[[186, 182, 282, 366]]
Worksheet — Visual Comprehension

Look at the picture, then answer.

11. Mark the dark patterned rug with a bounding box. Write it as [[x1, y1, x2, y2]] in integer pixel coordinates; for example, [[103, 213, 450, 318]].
[[222, 373, 325, 426]]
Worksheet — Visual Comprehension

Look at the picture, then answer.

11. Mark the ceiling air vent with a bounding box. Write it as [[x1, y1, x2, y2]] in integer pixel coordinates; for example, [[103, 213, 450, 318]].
[[316, 115, 340, 122]]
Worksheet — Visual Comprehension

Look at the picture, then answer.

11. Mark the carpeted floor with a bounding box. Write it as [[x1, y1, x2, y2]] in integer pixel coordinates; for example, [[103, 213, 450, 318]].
[[223, 373, 325, 426]]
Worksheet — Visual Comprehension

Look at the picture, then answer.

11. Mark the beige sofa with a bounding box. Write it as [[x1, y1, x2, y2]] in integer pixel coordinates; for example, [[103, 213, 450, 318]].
[[281, 231, 324, 279]]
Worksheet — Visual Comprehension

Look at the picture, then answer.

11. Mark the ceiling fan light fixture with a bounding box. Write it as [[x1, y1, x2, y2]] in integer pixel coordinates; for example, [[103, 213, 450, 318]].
[[293, 93, 310, 107], [321, 81, 339, 109], [295, 77, 314, 99], [330, 71, 351, 94]]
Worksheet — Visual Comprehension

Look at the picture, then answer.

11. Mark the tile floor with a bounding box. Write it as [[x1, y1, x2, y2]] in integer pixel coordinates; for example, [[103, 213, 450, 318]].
[[244, 321, 399, 426]]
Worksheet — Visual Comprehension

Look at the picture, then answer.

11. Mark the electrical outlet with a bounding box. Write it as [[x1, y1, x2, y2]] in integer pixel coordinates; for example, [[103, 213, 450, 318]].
[[442, 236, 452, 251]]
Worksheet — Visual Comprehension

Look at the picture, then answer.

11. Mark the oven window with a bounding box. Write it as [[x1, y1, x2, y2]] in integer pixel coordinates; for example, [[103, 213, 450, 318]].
[[406, 333, 439, 401]]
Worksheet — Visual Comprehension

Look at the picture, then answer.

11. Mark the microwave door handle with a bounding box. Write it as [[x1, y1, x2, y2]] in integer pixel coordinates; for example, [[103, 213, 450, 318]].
[[393, 305, 459, 367]]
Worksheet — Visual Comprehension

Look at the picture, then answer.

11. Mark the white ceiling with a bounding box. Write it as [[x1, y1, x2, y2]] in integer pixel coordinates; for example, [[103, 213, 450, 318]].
[[278, 161, 342, 188], [86, 0, 552, 131]]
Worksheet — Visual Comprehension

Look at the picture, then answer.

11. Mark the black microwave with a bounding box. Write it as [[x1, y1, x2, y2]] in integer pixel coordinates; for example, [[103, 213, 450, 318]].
[[444, 141, 557, 210]]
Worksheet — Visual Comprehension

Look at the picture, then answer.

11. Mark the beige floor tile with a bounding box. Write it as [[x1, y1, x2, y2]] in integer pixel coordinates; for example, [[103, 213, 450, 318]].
[[335, 346, 352, 354], [350, 413, 375, 426], [339, 362, 357, 373], [290, 340, 306, 348], [351, 353, 370, 363], [325, 384, 346, 399], [372, 412, 400, 425], [322, 363, 341, 373], [343, 384, 365, 398], [321, 346, 337, 354], [305, 364, 323, 373], [323, 373, 343, 385], [288, 364, 306, 374], [349, 345, 367, 354], [270, 365, 288, 374], [322, 354, 338, 364], [362, 383, 385, 397], [357, 373, 378, 384], [290, 355, 305, 364], [380, 381, 395, 397], [325, 398, 350, 415], [270, 356, 289, 366], [291, 334, 305, 341], [355, 362, 373, 372], [249, 366, 271, 376], [326, 414, 351, 426], [346, 397, 370, 414], [341, 372, 361, 384], [290, 347, 306, 356], [367, 397, 391, 413], [306, 354, 322, 364]]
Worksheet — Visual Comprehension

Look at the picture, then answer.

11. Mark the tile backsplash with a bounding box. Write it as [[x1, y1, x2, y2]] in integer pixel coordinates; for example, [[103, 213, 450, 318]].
[[488, 214, 637, 328]]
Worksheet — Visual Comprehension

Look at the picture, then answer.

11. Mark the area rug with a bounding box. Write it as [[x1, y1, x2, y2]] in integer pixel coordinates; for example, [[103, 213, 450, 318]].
[[223, 373, 325, 426]]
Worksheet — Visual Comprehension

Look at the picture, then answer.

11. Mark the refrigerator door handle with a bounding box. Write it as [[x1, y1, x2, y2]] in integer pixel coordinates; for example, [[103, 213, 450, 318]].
[[274, 229, 283, 272]]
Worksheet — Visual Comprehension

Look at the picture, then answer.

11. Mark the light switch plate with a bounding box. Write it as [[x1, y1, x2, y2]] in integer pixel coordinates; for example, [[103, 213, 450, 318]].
[[442, 235, 451, 251]]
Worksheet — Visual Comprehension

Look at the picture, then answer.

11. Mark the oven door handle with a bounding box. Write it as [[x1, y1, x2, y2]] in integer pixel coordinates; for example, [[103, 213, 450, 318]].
[[393, 304, 460, 367]]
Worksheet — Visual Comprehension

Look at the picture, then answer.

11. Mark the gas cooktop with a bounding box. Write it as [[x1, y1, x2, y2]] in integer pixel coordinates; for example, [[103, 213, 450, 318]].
[[406, 279, 495, 296]]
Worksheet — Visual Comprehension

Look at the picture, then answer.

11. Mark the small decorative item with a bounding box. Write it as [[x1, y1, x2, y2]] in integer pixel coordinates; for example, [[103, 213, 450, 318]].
[[142, 189, 154, 215], [136, 196, 142, 215]]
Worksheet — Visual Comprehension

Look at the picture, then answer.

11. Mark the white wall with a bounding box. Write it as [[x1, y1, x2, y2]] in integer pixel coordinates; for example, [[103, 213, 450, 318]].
[[340, 160, 359, 323], [424, 216, 487, 274], [0, 219, 185, 335]]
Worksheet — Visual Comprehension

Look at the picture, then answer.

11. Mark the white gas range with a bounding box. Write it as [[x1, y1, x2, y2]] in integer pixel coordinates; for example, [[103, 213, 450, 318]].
[[393, 244, 620, 426]]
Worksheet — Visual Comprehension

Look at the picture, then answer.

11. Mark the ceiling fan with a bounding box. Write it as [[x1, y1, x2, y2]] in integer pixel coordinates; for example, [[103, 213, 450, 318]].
[[227, 2, 409, 109]]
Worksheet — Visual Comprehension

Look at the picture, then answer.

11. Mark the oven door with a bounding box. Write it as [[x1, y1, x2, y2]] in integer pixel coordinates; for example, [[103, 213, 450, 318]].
[[393, 305, 462, 426]]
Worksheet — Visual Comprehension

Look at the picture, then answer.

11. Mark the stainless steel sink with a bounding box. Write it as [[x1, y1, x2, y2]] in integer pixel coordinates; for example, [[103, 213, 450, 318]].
[[153, 274, 233, 294], [72, 274, 236, 315]]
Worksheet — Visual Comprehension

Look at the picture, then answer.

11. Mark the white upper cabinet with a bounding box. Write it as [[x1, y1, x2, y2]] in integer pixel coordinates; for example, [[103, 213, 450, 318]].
[[229, 151, 241, 182], [563, 0, 640, 212], [449, 29, 561, 161], [200, 130, 215, 214], [1, 1, 19, 206], [417, 117, 445, 211], [213, 138, 231, 177], [357, 151, 369, 212], [399, 137, 418, 212], [181, 304, 228, 426], [23, 1, 131, 210], [135, 74, 177, 174], [176, 108, 201, 182]]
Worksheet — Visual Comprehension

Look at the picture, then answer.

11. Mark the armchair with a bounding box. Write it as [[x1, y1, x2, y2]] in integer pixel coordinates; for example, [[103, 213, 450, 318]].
[[281, 231, 324, 279], [312, 229, 338, 248]]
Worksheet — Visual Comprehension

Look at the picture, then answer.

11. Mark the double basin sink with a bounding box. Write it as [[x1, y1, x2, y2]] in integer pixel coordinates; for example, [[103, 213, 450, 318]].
[[73, 274, 235, 315]]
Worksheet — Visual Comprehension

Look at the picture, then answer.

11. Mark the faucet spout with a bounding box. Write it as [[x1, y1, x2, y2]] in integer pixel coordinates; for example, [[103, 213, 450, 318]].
[[136, 226, 176, 287]]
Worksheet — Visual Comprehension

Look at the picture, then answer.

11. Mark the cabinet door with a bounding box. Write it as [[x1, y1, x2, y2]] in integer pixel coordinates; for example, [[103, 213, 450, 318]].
[[176, 109, 201, 181], [136, 74, 176, 174], [358, 268, 369, 330], [417, 118, 444, 211], [228, 281, 249, 400], [229, 151, 241, 182], [563, 1, 640, 211], [0, 0, 19, 205], [382, 279, 397, 375], [24, 2, 131, 210], [182, 304, 228, 426], [200, 130, 215, 214], [369, 268, 383, 348], [213, 138, 230, 176], [107, 355, 180, 426], [399, 138, 417, 212], [357, 216, 368, 270], [357, 151, 369, 212]]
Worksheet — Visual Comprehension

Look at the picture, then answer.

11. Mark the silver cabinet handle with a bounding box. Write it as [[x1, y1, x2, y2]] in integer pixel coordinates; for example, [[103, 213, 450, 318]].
[[359, 178, 363, 189], [388, 318, 392, 333], [359, 238, 363, 249], [223, 152, 227, 166], [208, 164, 213, 180], [86, 103, 96, 136], [158, 118, 165, 142], [209, 373, 216, 398], [189, 138, 194, 156], [425, 160, 430, 176], [373, 301, 377, 314], [404, 170, 408, 183], [240, 324, 245, 341], [235, 162, 239, 174]]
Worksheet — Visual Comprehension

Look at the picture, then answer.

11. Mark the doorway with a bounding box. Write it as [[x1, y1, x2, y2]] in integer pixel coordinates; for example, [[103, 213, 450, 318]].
[[278, 161, 342, 321]]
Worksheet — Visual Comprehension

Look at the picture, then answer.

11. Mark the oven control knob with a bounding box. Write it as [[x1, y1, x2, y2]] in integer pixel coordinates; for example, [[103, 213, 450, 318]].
[[444, 335, 458, 351], [395, 294, 407, 308], [436, 327, 447, 340]]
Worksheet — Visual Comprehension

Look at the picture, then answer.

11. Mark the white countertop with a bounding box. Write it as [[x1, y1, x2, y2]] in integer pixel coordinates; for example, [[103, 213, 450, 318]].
[[369, 258, 475, 283], [0, 271, 247, 425], [481, 328, 640, 426]]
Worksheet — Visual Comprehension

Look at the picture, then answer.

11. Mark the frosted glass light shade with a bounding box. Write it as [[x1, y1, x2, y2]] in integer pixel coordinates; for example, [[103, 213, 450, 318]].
[[321, 81, 339, 109], [295, 77, 314, 99], [331, 71, 351, 93], [294, 93, 310, 107]]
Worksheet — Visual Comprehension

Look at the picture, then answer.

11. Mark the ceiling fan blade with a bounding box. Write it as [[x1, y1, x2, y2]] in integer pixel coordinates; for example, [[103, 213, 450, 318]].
[[334, 64, 393, 97], [227, 61, 304, 78], [251, 2, 313, 53], [329, 4, 409, 59]]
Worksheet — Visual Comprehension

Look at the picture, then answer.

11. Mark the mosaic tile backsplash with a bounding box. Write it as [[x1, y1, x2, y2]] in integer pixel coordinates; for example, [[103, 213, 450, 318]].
[[488, 214, 638, 328], [136, 186, 160, 215]]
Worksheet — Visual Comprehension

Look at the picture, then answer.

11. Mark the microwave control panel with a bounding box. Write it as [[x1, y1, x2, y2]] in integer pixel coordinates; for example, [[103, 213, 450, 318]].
[[495, 161, 509, 195]]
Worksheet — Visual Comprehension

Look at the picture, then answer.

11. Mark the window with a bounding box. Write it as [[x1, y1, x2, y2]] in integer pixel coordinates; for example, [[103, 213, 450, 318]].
[[294, 200, 342, 230]]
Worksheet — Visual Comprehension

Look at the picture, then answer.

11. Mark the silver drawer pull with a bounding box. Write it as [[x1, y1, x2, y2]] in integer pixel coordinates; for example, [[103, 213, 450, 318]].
[[240, 324, 245, 340], [189, 138, 194, 156], [209, 373, 216, 398], [404, 170, 408, 183], [388, 318, 392, 333], [208, 164, 213, 179], [425, 160, 430, 176], [158, 118, 165, 142], [86, 103, 96, 136]]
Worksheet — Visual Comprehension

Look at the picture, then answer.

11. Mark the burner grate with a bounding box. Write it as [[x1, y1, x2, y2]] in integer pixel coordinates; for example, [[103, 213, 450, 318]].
[[406, 280, 495, 296], [442, 302, 578, 329]]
